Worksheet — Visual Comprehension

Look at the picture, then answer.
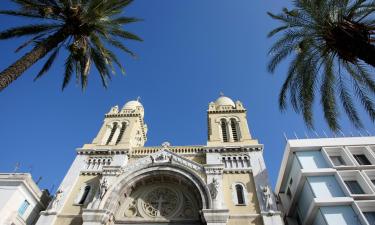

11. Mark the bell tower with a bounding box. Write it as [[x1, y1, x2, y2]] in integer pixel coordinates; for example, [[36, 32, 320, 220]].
[[90, 99, 148, 148], [207, 95, 256, 146]]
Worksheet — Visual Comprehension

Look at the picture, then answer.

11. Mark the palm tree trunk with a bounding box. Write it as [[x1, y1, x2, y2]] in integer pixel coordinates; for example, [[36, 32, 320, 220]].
[[0, 28, 69, 92], [356, 41, 375, 67]]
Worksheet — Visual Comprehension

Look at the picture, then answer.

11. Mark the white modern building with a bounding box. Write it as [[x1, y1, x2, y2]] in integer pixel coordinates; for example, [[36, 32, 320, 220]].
[[0, 173, 51, 225], [275, 137, 375, 225]]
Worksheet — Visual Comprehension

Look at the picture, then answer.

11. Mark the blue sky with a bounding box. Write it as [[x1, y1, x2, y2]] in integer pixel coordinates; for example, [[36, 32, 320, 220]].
[[0, 0, 374, 192]]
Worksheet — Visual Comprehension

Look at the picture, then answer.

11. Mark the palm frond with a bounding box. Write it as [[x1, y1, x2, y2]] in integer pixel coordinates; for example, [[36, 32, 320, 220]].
[[34, 46, 60, 80], [0, 24, 58, 40]]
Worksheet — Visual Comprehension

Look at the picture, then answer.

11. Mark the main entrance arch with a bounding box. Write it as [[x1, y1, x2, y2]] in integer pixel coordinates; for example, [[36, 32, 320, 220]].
[[99, 163, 212, 224]]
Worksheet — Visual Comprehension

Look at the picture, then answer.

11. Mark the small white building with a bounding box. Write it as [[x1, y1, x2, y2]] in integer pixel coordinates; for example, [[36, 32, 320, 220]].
[[0, 173, 51, 225], [275, 137, 375, 225]]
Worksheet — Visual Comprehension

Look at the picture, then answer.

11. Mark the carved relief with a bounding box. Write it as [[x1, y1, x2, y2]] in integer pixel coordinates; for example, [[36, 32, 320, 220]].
[[117, 183, 200, 221], [209, 178, 219, 200]]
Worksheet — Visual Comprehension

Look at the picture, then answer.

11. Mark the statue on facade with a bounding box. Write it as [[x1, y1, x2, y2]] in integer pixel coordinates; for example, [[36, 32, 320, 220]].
[[209, 178, 219, 200], [261, 185, 273, 210], [99, 178, 109, 199], [51, 189, 63, 210]]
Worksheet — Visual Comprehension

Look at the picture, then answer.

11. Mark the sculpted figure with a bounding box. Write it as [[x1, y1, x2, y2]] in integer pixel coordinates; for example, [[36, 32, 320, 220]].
[[261, 185, 273, 210], [99, 178, 109, 199], [209, 178, 219, 200], [51, 189, 63, 210]]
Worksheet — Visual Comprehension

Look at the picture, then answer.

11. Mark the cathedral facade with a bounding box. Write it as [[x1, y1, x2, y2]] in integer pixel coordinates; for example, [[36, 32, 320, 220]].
[[35, 96, 283, 225]]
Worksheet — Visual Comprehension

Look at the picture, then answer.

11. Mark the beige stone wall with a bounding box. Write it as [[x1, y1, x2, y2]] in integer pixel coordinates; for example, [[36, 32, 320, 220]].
[[54, 175, 99, 225], [228, 217, 263, 225], [184, 155, 206, 164], [54, 217, 82, 225], [222, 173, 260, 214]]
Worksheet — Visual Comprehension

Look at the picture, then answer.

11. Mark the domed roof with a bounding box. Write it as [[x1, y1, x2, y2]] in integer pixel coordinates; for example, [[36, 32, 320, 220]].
[[215, 95, 235, 108], [123, 100, 143, 109]]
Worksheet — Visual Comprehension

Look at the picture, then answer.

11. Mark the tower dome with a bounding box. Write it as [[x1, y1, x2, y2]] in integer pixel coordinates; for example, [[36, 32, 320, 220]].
[[215, 95, 235, 108], [123, 100, 143, 110]]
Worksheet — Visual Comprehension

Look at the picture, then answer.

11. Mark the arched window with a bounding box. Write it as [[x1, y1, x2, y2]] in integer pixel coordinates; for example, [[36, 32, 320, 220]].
[[230, 119, 239, 142], [78, 185, 91, 205], [235, 184, 245, 205], [116, 122, 127, 145], [106, 122, 118, 145], [221, 119, 229, 142]]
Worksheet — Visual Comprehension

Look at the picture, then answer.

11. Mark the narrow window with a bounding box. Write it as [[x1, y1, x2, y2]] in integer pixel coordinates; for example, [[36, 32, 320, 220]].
[[106, 122, 118, 145], [116, 122, 127, 145], [235, 184, 245, 205], [18, 200, 30, 216], [345, 180, 365, 194], [364, 212, 375, 224], [221, 119, 228, 142], [286, 187, 292, 199], [330, 155, 345, 166], [230, 119, 239, 142], [78, 186, 91, 205], [353, 154, 371, 165]]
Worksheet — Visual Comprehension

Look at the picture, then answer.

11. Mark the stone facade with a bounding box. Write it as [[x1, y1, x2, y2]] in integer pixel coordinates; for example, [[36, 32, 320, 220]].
[[35, 96, 283, 225]]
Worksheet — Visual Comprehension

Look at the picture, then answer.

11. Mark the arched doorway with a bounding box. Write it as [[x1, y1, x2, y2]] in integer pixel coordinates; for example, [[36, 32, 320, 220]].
[[100, 164, 212, 225]]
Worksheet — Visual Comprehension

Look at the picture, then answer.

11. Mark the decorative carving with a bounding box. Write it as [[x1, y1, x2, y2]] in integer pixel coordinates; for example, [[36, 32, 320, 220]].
[[99, 178, 109, 199], [121, 150, 204, 176], [261, 185, 273, 210], [205, 167, 224, 175], [161, 142, 171, 148], [120, 183, 199, 220], [51, 189, 63, 210], [209, 178, 219, 200], [142, 187, 178, 217]]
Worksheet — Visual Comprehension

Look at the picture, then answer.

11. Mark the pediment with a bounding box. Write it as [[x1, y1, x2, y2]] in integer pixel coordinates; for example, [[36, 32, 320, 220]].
[[120, 149, 204, 177]]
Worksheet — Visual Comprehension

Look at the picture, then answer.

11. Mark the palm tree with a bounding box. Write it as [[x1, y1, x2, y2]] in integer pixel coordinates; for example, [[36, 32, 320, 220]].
[[268, 0, 375, 131], [0, 0, 142, 91]]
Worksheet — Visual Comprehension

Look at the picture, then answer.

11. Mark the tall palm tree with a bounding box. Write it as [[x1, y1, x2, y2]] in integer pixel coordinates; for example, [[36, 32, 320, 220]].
[[0, 0, 142, 91], [268, 0, 375, 131]]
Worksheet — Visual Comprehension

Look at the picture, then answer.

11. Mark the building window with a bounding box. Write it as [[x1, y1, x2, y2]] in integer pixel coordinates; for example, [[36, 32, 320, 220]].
[[18, 200, 30, 216], [235, 184, 245, 205], [345, 180, 365, 194], [286, 187, 292, 199], [353, 154, 371, 165], [230, 119, 239, 142], [364, 212, 375, 224], [371, 180, 375, 186], [330, 155, 346, 166], [220, 119, 229, 142], [116, 122, 127, 145], [106, 122, 118, 145], [78, 186, 91, 205]]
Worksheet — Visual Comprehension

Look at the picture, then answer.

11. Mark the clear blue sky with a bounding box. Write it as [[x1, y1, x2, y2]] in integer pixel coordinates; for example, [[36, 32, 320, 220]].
[[0, 0, 374, 192]]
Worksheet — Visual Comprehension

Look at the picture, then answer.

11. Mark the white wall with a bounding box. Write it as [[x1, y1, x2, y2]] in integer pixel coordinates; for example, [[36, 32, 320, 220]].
[[296, 151, 328, 169], [320, 206, 362, 225], [297, 182, 314, 222], [307, 176, 345, 198], [313, 209, 327, 225]]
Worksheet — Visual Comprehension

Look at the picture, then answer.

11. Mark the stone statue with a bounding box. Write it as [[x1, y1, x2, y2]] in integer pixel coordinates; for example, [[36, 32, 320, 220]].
[[261, 185, 273, 210], [99, 178, 109, 199], [51, 189, 63, 210], [209, 178, 219, 200]]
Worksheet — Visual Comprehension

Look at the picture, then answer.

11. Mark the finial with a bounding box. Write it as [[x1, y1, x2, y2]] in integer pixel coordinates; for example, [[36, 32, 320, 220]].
[[13, 162, 20, 173], [136, 96, 141, 102], [219, 91, 224, 96]]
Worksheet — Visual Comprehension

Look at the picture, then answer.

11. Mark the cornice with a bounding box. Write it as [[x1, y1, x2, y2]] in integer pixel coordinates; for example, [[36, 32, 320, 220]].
[[77, 148, 129, 155], [207, 109, 246, 114]]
